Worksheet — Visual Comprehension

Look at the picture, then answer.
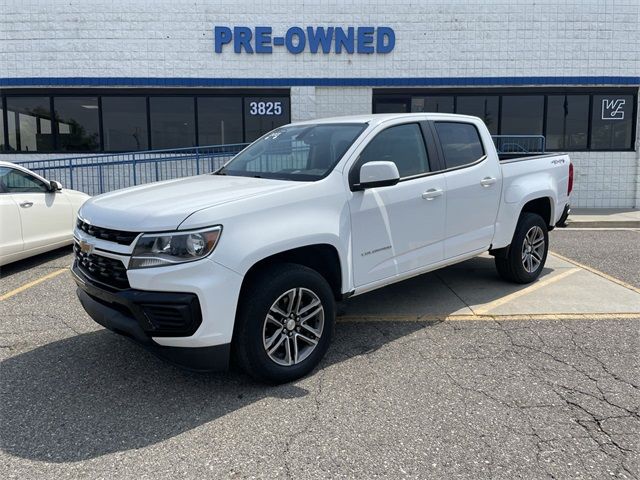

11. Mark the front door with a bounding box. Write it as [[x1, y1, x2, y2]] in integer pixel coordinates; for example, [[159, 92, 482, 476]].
[[2, 167, 72, 251], [348, 122, 447, 288]]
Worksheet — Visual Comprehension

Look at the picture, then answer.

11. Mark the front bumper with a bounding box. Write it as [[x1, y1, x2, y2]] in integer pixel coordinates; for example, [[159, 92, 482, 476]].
[[72, 263, 233, 371]]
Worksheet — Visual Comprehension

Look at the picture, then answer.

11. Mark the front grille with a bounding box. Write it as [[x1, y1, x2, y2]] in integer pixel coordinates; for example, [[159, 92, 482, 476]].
[[74, 242, 130, 290], [76, 219, 139, 246]]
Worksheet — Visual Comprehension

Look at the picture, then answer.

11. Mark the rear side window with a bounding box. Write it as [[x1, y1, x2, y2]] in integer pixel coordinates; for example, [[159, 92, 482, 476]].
[[357, 123, 429, 178], [434, 122, 485, 169]]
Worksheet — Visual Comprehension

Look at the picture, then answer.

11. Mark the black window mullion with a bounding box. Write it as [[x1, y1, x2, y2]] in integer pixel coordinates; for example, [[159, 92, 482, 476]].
[[1, 95, 8, 152], [241, 97, 247, 143], [51, 96, 58, 151], [98, 96, 104, 151], [542, 95, 548, 149], [146, 96, 152, 150], [587, 94, 593, 150], [194, 96, 199, 146], [497, 95, 503, 135]]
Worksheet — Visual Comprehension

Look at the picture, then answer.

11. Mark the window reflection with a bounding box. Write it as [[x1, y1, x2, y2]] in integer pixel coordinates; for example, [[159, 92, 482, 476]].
[[54, 97, 100, 151], [456, 96, 499, 134], [102, 97, 148, 151], [6, 97, 54, 152], [150, 97, 196, 149], [500, 95, 544, 135], [198, 97, 243, 144], [591, 95, 633, 150], [411, 96, 454, 113], [546, 95, 589, 150]]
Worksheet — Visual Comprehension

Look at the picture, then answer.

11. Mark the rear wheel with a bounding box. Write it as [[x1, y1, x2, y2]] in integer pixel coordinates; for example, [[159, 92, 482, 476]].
[[234, 263, 335, 383], [495, 212, 549, 284]]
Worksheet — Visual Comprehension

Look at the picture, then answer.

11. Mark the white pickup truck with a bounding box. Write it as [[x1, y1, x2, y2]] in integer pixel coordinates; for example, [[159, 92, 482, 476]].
[[72, 113, 572, 382]]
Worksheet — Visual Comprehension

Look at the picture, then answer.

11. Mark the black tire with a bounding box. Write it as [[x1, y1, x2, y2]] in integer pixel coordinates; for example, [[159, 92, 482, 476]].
[[233, 263, 335, 384], [495, 212, 549, 284]]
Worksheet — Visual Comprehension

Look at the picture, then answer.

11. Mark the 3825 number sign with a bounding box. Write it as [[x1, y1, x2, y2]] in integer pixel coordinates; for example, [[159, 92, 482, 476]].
[[249, 101, 283, 116]]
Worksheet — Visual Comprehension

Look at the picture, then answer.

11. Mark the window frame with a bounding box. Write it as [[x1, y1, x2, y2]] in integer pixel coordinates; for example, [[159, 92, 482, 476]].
[[349, 121, 439, 187], [431, 120, 488, 172], [0, 89, 291, 154], [372, 87, 637, 153]]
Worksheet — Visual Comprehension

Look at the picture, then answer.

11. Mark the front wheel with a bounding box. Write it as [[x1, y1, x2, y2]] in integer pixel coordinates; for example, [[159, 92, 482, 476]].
[[233, 263, 335, 383], [495, 212, 549, 284]]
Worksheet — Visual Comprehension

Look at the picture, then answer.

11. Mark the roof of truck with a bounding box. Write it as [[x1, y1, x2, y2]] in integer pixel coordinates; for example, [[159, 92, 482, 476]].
[[289, 112, 481, 127]]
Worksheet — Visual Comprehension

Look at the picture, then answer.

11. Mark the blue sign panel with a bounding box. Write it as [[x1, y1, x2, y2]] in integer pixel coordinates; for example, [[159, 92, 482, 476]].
[[214, 26, 395, 54]]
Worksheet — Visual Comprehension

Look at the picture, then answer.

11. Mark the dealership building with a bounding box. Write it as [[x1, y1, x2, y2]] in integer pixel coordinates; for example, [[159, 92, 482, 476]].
[[1, 0, 638, 208]]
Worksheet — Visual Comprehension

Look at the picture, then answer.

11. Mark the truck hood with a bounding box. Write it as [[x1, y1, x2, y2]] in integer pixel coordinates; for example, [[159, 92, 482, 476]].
[[79, 174, 299, 231]]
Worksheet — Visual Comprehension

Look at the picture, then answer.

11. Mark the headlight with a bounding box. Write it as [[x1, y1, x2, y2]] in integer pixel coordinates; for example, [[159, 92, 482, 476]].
[[129, 226, 222, 269]]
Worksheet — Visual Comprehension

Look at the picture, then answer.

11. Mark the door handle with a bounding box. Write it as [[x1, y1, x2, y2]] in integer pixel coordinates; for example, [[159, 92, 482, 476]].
[[480, 177, 497, 187], [19, 201, 34, 208], [421, 188, 443, 200]]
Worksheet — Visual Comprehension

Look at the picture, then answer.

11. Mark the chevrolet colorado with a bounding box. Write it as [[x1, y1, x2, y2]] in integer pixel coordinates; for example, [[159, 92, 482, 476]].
[[72, 113, 573, 383]]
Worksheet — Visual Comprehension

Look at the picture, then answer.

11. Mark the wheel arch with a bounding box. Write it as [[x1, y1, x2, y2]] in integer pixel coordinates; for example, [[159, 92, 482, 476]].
[[239, 243, 344, 302], [520, 196, 554, 227]]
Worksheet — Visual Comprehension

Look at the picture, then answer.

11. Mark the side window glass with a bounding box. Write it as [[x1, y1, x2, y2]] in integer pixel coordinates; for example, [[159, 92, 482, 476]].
[[434, 122, 485, 169], [357, 123, 429, 179], [0, 167, 48, 193]]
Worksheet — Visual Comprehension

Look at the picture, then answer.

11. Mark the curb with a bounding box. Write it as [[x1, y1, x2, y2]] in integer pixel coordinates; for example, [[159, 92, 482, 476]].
[[565, 220, 640, 228]]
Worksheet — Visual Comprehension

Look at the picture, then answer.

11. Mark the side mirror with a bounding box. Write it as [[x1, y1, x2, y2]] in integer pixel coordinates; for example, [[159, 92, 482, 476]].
[[352, 161, 400, 191], [49, 180, 63, 192]]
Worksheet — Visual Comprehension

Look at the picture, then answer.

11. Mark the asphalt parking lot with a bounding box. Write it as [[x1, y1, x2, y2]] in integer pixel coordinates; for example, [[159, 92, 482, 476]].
[[1, 229, 639, 479]]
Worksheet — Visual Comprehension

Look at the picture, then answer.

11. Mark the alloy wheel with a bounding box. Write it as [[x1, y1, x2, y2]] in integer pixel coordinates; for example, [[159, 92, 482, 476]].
[[521, 225, 545, 273], [262, 287, 324, 366]]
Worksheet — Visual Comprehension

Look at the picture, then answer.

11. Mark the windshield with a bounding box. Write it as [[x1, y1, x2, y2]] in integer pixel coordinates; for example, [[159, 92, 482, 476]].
[[218, 123, 367, 181]]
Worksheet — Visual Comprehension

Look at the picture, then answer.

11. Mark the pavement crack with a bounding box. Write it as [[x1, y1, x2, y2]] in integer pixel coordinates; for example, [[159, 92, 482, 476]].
[[434, 271, 477, 315]]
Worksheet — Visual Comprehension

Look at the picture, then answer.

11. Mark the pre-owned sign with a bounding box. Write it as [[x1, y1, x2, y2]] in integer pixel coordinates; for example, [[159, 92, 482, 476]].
[[214, 26, 395, 54]]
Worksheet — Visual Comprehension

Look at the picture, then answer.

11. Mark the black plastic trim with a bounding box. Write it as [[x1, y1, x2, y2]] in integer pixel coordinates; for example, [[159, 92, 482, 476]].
[[72, 263, 202, 337], [76, 287, 229, 372]]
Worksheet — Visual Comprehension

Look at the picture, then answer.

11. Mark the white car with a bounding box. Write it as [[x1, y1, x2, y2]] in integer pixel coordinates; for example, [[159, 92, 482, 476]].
[[0, 161, 89, 267], [73, 113, 572, 383]]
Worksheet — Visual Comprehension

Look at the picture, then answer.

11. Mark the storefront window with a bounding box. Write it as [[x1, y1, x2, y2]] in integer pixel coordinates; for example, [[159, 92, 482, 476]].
[[197, 97, 243, 145], [500, 95, 544, 135], [54, 97, 100, 151], [102, 97, 148, 151], [150, 97, 196, 149], [455, 96, 499, 134], [545, 95, 589, 150], [411, 96, 454, 113], [590, 95, 634, 150], [6, 97, 54, 152], [373, 99, 408, 113], [244, 97, 290, 141]]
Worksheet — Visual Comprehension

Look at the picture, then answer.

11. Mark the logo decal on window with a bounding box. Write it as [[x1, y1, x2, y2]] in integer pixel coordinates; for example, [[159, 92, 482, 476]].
[[601, 99, 625, 120]]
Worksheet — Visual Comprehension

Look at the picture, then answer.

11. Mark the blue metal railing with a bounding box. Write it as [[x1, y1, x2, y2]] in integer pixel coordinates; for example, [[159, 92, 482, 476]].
[[492, 135, 546, 155], [14, 143, 249, 196], [13, 135, 546, 196]]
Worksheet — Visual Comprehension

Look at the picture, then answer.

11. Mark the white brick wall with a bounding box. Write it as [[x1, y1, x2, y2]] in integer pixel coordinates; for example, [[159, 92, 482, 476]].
[[2, 0, 638, 79], [1, 0, 639, 207]]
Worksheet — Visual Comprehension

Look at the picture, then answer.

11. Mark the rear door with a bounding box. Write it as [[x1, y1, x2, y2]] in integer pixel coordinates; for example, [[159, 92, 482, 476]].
[[348, 122, 446, 287], [1, 166, 73, 251], [432, 121, 502, 259]]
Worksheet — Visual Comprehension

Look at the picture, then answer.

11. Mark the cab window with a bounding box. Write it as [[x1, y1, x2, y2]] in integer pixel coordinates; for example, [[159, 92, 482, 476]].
[[0, 167, 49, 193], [355, 123, 429, 180], [433, 122, 485, 169]]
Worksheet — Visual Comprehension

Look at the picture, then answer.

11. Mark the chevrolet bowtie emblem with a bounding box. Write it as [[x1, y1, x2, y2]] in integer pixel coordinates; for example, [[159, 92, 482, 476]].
[[79, 240, 94, 255]]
